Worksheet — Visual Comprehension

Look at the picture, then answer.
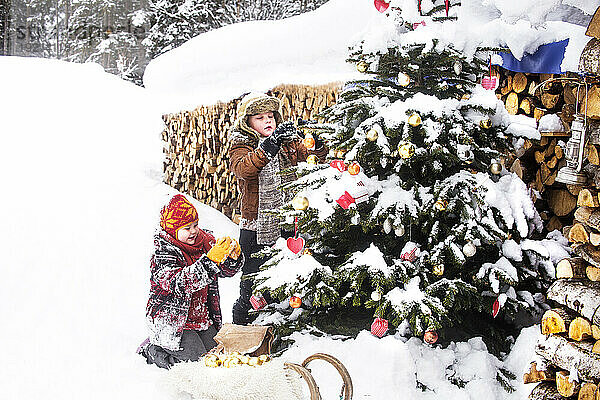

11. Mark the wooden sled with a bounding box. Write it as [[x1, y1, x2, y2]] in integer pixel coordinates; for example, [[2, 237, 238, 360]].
[[284, 353, 353, 400]]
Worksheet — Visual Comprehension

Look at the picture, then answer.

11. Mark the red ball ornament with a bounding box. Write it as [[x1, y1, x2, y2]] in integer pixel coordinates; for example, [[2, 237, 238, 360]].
[[289, 296, 302, 308], [423, 330, 438, 344], [371, 317, 389, 337], [374, 0, 390, 13]]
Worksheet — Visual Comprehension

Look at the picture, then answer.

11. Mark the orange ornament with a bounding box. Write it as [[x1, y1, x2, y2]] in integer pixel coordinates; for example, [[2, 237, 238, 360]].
[[303, 135, 316, 149], [289, 296, 302, 308], [423, 330, 438, 344], [348, 163, 360, 175]]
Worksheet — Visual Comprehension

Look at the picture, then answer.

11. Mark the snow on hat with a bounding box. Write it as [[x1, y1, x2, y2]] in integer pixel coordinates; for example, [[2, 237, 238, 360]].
[[234, 93, 283, 138], [160, 194, 199, 238]]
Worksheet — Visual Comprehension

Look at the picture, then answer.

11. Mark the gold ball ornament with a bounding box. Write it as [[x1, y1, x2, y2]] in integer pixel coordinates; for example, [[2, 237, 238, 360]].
[[434, 199, 448, 211], [258, 354, 270, 364], [407, 113, 422, 127], [336, 149, 346, 159], [397, 72, 411, 87], [398, 141, 415, 159], [461, 94, 471, 100], [490, 161, 503, 175], [366, 128, 379, 142], [432, 264, 444, 276], [348, 162, 361, 176], [306, 154, 318, 165], [357, 61, 369, 73], [292, 195, 309, 211], [204, 354, 221, 368], [479, 118, 492, 129]]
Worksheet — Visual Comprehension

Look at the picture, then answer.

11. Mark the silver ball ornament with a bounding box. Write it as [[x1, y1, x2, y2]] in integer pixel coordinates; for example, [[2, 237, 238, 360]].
[[462, 241, 476, 257]]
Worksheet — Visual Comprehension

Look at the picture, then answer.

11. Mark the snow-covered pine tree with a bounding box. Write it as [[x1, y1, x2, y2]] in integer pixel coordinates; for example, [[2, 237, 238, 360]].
[[252, 0, 569, 352], [143, 0, 329, 59]]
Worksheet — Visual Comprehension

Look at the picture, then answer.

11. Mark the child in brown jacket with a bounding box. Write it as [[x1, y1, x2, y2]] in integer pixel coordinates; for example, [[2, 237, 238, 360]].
[[228, 93, 327, 324]]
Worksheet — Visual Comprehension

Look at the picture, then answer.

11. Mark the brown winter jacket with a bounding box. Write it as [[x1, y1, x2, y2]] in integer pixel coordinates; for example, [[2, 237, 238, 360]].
[[229, 132, 328, 224]]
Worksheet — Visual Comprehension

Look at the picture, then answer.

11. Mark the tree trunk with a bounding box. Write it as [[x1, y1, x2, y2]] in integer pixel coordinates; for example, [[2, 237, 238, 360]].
[[557, 370, 581, 397], [524, 362, 557, 384], [542, 307, 576, 334], [529, 382, 571, 400], [570, 317, 593, 341], [578, 382, 597, 400], [547, 279, 600, 325], [536, 334, 600, 382], [556, 257, 587, 279]]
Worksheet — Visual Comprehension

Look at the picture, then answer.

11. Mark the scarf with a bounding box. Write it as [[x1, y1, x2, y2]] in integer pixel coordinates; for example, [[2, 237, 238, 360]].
[[257, 138, 284, 245], [160, 229, 214, 264]]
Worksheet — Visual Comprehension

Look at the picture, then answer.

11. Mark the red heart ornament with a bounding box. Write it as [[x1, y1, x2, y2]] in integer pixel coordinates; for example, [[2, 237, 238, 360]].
[[481, 76, 498, 90], [329, 159, 347, 172], [287, 237, 305, 254], [374, 0, 390, 12]]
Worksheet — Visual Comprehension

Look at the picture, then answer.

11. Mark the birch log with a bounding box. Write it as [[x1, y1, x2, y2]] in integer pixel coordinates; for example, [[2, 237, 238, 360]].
[[535, 334, 600, 381], [547, 279, 600, 324]]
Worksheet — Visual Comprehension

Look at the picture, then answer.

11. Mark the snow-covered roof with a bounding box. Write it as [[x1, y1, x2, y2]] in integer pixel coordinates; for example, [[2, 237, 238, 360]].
[[143, 0, 375, 112]]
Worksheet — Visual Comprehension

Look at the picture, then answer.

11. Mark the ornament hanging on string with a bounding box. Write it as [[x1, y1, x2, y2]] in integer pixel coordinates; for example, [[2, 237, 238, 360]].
[[357, 61, 369, 73], [453, 60, 462, 75], [330, 159, 347, 172], [479, 118, 492, 129], [383, 217, 394, 234], [374, 0, 390, 13], [423, 330, 438, 344], [303, 133, 316, 150], [490, 160, 503, 175], [492, 293, 507, 318], [394, 223, 405, 237], [287, 217, 305, 255], [481, 56, 498, 90], [292, 195, 309, 211], [398, 141, 416, 159], [250, 294, 267, 310], [371, 317, 389, 338], [432, 264, 444, 276], [397, 72, 411, 87], [434, 199, 448, 211], [371, 291, 382, 302], [462, 241, 476, 257], [348, 162, 361, 176], [407, 113, 422, 127], [289, 295, 302, 308], [400, 241, 420, 262], [306, 154, 318, 165], [457, 144, 474, 164]]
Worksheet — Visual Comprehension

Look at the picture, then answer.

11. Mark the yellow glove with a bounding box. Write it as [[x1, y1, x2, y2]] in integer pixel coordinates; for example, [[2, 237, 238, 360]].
[[206, 237, 232, 263], [228, 238, 241, 260]]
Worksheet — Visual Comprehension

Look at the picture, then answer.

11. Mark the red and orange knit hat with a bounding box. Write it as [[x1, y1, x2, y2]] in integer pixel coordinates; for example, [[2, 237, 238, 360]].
[[160, 194, 199, 238]]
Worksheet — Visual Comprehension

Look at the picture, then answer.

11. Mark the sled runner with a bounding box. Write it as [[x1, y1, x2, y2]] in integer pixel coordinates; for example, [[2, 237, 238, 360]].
[[284, 353, 353, 400]]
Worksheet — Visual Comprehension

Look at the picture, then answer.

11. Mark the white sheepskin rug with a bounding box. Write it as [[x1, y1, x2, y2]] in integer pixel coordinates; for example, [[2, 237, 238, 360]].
[[163, 358, 306, 400]]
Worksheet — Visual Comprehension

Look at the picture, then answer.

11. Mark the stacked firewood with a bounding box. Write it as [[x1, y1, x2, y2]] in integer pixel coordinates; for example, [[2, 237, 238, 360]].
[[161, 83, 341, 221]]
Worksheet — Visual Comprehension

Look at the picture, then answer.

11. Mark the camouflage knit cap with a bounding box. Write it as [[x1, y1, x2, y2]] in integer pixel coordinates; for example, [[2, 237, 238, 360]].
[[234, 93, 283, 138]]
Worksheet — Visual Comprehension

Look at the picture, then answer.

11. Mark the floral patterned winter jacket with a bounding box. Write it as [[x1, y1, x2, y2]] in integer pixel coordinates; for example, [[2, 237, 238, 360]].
[[145, 230, 243, 351]]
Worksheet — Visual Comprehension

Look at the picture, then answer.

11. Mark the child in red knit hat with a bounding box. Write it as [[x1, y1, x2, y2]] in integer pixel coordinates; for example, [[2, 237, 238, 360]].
[[140, 194, 243, 369]]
